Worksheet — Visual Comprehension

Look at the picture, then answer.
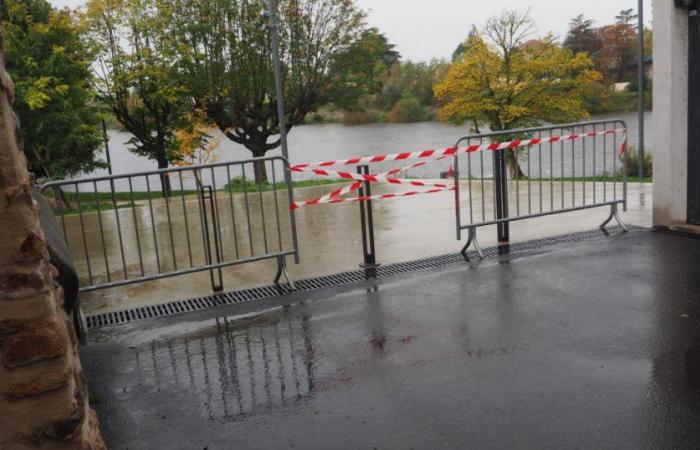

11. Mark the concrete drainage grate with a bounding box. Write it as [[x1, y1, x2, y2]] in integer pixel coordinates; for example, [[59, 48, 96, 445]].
[[86, 226, 636, 329]]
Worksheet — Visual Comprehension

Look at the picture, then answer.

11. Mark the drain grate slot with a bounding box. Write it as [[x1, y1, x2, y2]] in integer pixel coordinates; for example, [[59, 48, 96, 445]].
[[85, 226, 635, 329]]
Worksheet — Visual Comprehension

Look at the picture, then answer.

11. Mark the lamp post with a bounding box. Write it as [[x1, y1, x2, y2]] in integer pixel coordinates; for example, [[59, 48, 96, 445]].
[[638, 0, 645, 182], [265, 0, 289, 163], [265, 0, 299, 264]]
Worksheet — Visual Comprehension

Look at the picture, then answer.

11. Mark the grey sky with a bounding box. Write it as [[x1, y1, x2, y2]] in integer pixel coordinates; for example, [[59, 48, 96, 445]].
[[49, 0, 653, 62]]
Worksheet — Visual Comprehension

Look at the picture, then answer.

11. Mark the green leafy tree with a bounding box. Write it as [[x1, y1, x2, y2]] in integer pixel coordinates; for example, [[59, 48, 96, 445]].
[[172, 0, 365, 181], [378, 59, 448, 111], [452, 25, 479, 61], [435, 10, 601, 177], [84, 0, 189, 195], [1, 0, 104, 180], [328, 27, 400, 111], [563, 14, 601, 58]]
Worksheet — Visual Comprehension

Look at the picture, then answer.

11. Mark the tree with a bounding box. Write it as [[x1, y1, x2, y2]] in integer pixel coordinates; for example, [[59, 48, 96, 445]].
[[84, 0, 190, 195], [563, 14, 601, 57], [643, 27, 653, 57], [327, 27, 400, 111], [434, 10, 601, 177], [378, 59, 448, 111], [172, 108, 220, 188], [452, 25, 479, 61], [2, 0, 105, 180], [172, 0, 365, 182], [593, 9, 639, 83], [615, 9, 638, 27]]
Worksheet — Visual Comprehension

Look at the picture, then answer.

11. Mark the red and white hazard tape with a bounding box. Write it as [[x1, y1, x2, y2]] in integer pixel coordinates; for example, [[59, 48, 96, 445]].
[[290, 128, 627, 209], [291, 187, 455, 209], [291, 167, 452, 189], [290, 128, 627, 171]]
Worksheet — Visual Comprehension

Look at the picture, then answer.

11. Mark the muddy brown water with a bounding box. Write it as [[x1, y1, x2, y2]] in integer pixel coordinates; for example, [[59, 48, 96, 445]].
[[71, 181, 652, 314]]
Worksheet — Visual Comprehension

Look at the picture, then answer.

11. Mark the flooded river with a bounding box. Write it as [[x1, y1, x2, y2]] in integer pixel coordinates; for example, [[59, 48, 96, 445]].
[[88, 111, 652, 179]]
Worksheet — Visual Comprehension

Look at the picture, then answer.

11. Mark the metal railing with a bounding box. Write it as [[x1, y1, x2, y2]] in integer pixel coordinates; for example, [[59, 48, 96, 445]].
[[453, 120, 628, 257], [39, 156, 299, 293]]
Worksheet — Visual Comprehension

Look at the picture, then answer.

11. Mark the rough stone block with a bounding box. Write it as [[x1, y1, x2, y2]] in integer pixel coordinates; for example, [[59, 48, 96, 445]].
[[0, 268, 50, 301], [2, 316, 68, 369], [6, 367, 73, 400]]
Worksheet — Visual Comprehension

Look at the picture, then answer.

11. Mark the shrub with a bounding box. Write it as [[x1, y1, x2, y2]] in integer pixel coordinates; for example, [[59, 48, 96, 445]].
[[618, 145, 653, 179], [388, 95, 426, 123], [342, 110, 379, 125]]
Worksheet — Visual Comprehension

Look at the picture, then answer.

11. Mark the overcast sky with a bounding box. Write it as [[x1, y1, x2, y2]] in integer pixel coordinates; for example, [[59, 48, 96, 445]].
[[49, 0, 653, 62]]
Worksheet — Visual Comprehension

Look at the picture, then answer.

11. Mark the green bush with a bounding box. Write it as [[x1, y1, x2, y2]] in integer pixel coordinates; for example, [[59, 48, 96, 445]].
[[618, 145, 653, 179], [388, 95, 426, 123], [342, 110, 380, 125]]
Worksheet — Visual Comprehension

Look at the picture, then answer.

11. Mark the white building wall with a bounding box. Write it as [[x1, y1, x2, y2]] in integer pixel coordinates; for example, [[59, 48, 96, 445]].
[[652, 0, 689, 226]]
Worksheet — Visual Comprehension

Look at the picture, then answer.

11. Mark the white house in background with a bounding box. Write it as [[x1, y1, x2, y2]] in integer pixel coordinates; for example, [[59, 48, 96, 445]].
[[652, 0, 700, 229]]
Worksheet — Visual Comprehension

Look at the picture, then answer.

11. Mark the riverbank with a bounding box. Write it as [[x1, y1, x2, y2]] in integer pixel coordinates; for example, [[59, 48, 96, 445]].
[[302, 91, 652, 126]]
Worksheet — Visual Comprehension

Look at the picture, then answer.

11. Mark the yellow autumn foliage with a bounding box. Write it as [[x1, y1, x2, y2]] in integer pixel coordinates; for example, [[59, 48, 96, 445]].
[[435, 29, 601, 131]]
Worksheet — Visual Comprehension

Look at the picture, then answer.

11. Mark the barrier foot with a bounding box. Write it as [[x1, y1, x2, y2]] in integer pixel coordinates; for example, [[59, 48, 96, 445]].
[[274, 256, 296, 290], [600, 204, 628, 232], [460, 227, 484, 259]]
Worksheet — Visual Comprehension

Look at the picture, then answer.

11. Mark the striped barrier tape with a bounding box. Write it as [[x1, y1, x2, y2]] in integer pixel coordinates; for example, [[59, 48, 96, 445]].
[[292, 187, 455, 209], [297, 155, 454, 206], [290, 128, 627, 209]]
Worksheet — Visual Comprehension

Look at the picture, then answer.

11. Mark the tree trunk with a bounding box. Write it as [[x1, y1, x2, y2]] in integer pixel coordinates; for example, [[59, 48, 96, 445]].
[[250, 144, 268, 184], [253, 159, 268, 184], [506, 150, 525, 179], [156, 155, 172, 197]]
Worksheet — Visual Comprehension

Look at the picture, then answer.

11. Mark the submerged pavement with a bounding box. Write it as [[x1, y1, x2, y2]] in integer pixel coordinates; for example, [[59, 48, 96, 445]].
[[81, 182, 653, 314], [83, 228, 700, 449]]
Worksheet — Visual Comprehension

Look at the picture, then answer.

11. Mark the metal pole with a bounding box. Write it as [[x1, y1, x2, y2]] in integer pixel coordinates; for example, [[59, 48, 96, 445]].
[[266, 0, 299, 264], [357, 165, 377, 268], [493, 149, 509, 243], [637, 0, 645, 181], [266, 0, 289, 162], [102, 117, 117, 201], [102, 118, 112, 176]]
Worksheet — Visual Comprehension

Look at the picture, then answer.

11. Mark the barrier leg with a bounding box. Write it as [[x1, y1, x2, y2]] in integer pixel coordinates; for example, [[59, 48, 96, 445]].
[[274, 255, 296, 290], [460, 226, 484, 259], [600, 203, 628, 232], [494, 149, 510, 243], [358, 165, 379, 268]]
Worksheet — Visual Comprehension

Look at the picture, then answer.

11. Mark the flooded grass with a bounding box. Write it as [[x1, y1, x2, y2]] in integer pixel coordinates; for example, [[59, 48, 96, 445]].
[[47, 178, 344, 214]]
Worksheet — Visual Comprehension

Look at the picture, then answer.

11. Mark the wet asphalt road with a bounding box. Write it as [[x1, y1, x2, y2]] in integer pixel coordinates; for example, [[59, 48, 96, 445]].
[[82, 229, 700, 449]]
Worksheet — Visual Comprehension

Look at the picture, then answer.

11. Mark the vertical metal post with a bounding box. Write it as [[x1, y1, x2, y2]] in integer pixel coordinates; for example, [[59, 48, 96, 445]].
[[357, 165, 377, 268], [637, 0, 645, 181], [493, 148, 509, 243], [266, 0, 299, 264], [102, 119, 112, 176], [266, 0, 289, 162], [199, 185, 223, 292], [102, 118, 117, 199]]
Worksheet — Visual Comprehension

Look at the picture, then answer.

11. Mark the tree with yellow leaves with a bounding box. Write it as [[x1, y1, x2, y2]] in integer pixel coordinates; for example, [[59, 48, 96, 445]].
[[172, 109, 220, 189], [435, 10, 601, 177]]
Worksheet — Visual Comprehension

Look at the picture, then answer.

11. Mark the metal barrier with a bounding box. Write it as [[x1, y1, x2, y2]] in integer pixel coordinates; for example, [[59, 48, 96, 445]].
[[39, 156, 299, 293], [453, 120, 628, 257]]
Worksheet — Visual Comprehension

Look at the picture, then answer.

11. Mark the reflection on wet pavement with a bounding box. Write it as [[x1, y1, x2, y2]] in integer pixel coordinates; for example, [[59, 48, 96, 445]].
[[130, 311, 315, 421], [83, 230, 700, 449]]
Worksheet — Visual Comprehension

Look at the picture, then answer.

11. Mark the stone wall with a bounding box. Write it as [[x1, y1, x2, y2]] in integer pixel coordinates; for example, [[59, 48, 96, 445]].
[[0, 27, 105, 449]]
